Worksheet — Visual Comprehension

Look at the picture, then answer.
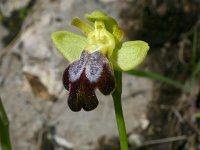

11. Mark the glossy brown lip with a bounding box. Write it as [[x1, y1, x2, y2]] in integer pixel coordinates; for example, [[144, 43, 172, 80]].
[[63, 51, 115, 111]]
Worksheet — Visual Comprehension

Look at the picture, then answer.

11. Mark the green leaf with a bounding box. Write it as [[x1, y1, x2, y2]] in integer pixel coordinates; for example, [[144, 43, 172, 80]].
[[110, 41, 149, 71], [0, 97, 12, 150], [51, 31, 87, 62], [126, 69, 191, 93]]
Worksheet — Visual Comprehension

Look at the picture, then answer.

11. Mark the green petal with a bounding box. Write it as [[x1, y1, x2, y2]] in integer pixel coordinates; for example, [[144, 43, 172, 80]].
[[51, 31, 87, 62], [71, 18, 94, 36], [110, 41, 149, 71], [112, 25, 124, 42]]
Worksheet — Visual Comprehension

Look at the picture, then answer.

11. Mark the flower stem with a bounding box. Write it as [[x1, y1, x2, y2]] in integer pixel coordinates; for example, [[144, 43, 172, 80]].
[[112, 71, 128, 150], [0, 97, 12, 150]]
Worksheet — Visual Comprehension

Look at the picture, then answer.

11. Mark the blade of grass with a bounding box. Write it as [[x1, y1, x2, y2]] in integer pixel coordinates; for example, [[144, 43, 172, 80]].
[[191, 27, 198, 91], [0, 97, 12, 150], [191, 61, 200, 89], [192, 61, 200, 77], [192, 27, 197, 67], [126, 69, 191, 93]]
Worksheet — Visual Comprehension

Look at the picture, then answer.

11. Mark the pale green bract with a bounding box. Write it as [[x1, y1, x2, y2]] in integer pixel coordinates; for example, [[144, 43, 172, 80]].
[[51, 10, 149, 71]]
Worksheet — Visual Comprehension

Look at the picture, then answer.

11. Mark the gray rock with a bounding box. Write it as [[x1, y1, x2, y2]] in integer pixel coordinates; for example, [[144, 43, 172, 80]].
[[128, 133, 143, 147], [0, 0, 30, 16]]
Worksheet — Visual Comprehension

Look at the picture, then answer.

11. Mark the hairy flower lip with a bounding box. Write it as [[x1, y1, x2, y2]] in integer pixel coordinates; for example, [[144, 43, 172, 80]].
[[63, 51, 115, 111]]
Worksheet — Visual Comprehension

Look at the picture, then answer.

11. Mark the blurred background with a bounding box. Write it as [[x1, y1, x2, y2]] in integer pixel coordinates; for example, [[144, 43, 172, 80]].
[[0, 0, 199, 149]]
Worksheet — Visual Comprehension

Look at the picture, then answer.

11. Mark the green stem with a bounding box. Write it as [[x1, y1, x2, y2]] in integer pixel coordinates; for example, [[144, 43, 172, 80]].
[[112, 71, 128, 150], [0, 97, 12, 150]]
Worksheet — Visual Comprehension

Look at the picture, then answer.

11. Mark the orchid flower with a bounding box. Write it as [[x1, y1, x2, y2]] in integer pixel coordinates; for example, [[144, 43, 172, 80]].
[[51, 10, 149, 112]]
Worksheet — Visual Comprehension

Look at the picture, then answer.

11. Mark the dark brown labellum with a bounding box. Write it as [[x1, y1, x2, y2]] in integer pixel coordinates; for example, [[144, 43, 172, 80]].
[[63, 51, 115, 111]]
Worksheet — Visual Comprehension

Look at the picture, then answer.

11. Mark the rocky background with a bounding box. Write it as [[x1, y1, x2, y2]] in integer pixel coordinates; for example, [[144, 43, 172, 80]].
[[0, 0, 199, 150]]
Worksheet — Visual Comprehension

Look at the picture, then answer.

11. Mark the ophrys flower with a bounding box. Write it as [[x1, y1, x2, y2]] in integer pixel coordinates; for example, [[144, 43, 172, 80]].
[[51, 10, 149, 111]]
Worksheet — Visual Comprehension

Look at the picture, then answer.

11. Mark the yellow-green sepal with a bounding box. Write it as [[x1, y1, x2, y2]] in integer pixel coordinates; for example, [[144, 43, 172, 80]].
[[85, 10, 123, 42], [85, 10, 117, 32], [51, 31, 87, 62], [110, 41, 150, 71]]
